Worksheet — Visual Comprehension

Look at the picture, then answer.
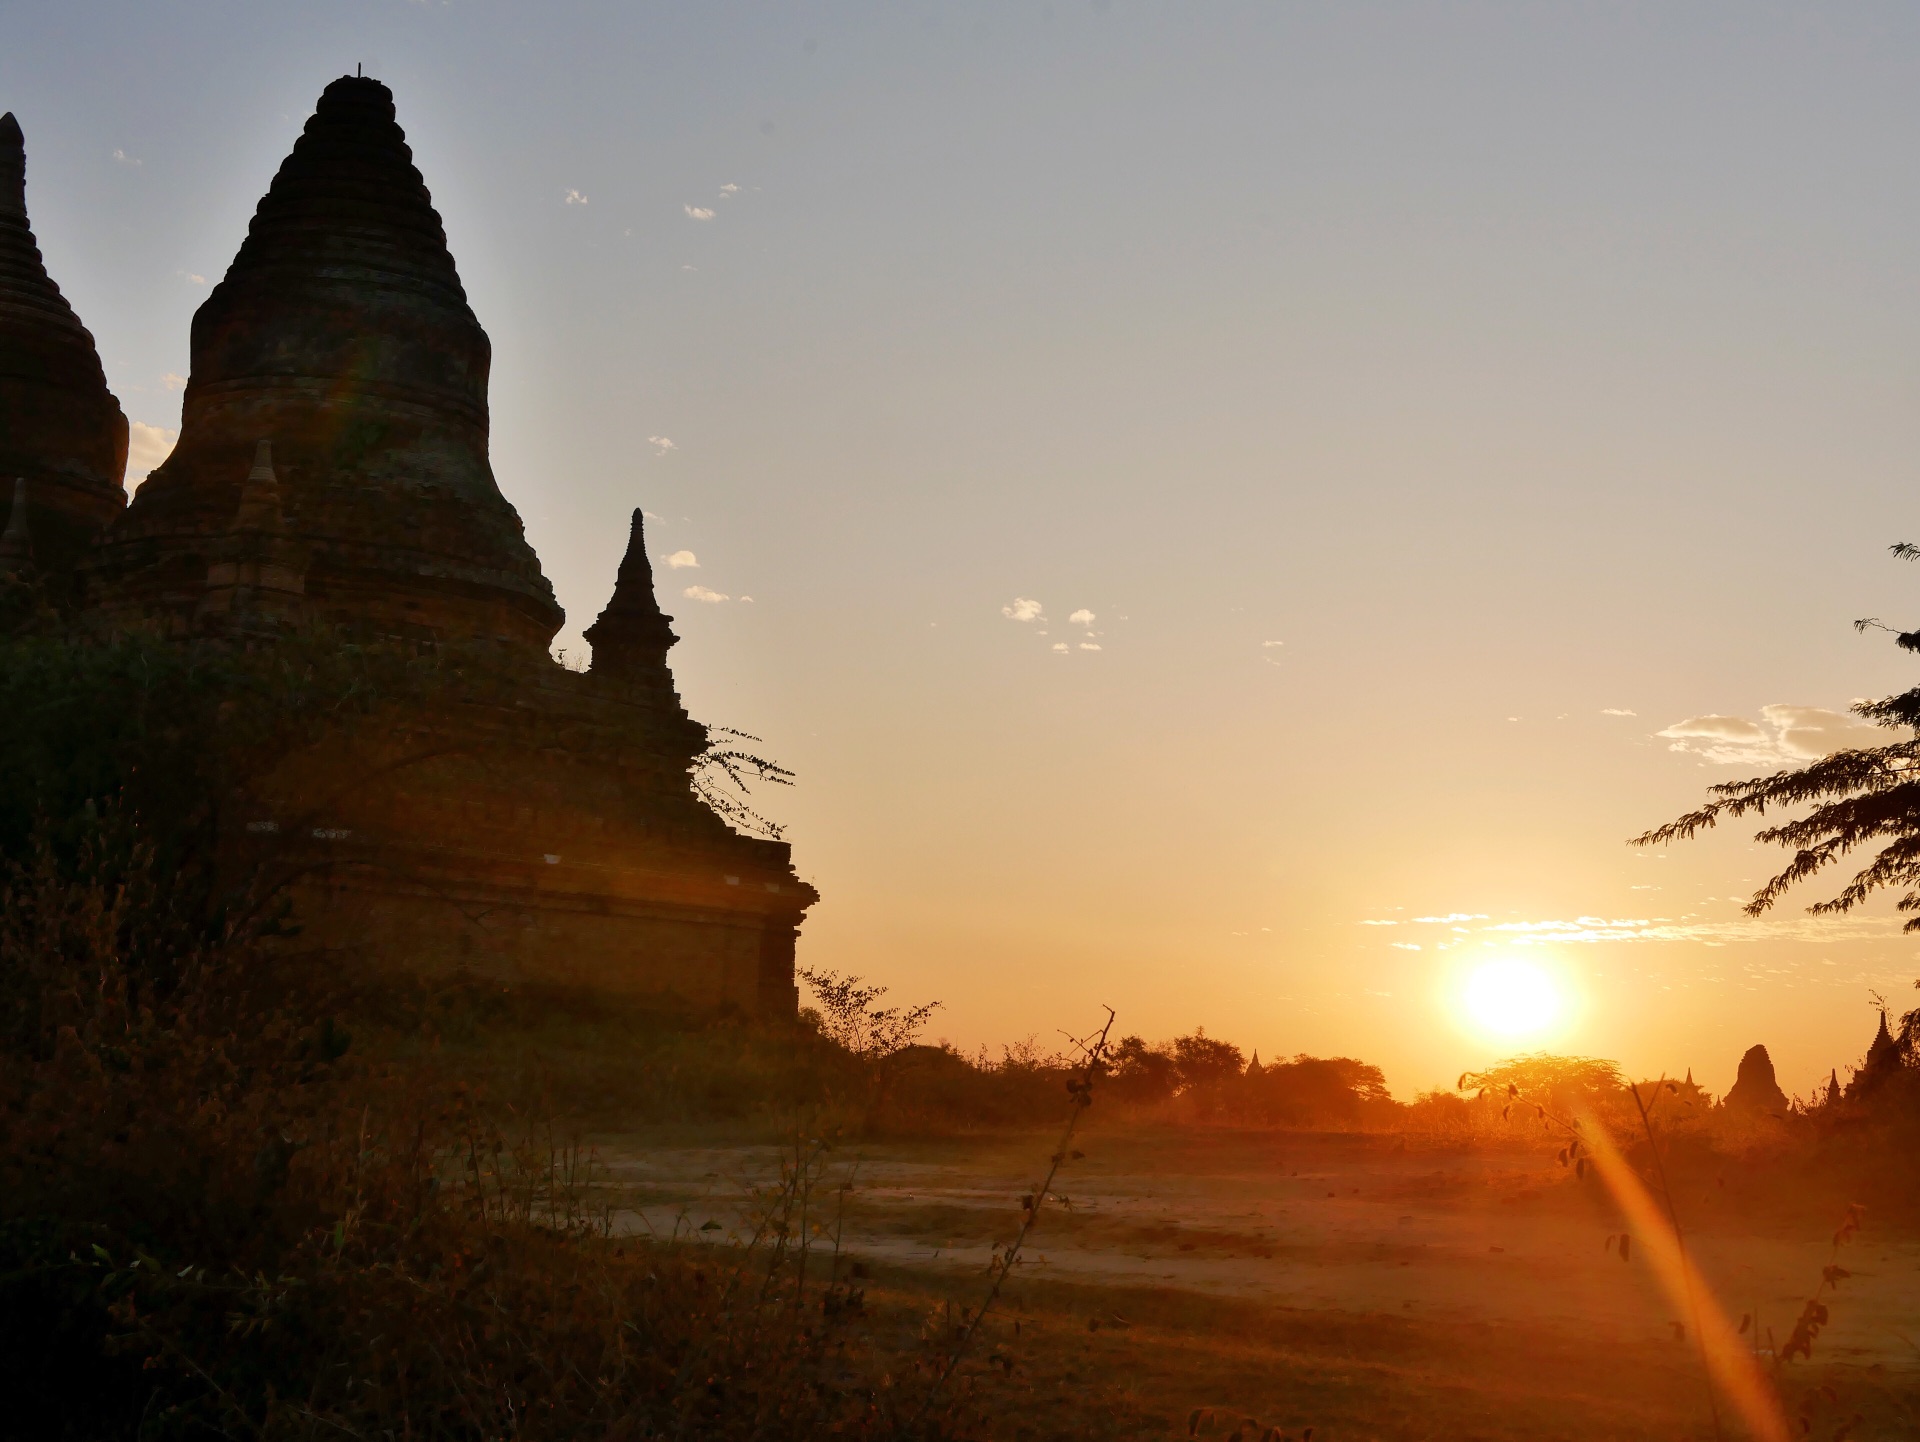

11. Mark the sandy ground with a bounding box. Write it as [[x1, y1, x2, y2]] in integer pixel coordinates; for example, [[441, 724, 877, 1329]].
[[596, 1127, 1920, 1375]]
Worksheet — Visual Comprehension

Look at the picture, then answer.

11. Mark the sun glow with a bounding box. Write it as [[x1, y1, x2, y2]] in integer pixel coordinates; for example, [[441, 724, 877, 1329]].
[[1460, 957, 1568, 1041]]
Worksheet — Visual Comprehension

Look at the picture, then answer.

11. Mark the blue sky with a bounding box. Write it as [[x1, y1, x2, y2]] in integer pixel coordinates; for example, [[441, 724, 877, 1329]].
[[10, 1, 1920, 1092]]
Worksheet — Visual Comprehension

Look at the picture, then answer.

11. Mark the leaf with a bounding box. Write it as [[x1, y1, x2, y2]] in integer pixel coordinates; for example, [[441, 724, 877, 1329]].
[[1620, 1234, 1632, 1263], [698, 1220, 722, 1232], [1739, 1313, 1751, 1335]]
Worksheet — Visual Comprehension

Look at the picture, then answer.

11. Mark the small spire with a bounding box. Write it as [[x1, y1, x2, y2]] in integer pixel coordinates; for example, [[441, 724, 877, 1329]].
[[584, 508, 678, 675], [0, 112, 24, 220], [0, 477, 33, 573]]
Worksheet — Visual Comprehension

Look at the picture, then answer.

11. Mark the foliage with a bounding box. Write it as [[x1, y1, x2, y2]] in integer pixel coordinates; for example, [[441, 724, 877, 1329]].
[[1171, 1028, 1246, 1090], [1245, 1055, 1395, 1129], [800, 966, 942, 1062], [1634, 543, 1920, 930], [1105, 1034, 1182, 1104], [695, 724, 795, 839]]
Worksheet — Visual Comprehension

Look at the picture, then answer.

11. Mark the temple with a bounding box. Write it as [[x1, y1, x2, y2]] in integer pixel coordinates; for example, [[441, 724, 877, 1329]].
[[2, 80, 814, 1013]]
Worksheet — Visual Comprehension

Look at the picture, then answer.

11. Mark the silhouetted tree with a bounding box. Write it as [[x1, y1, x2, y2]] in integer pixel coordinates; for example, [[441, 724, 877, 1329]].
[[1172, 1028, 1246, 1090], [1637, 544, 1920, 943]]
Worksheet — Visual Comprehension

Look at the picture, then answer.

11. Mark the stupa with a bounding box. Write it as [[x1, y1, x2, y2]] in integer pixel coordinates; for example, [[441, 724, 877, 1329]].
[[1722, 1043, 1790, 1115], [53, 77, 814, 1013], [0, 112, 128, 592], [86, 78, 559, 647]]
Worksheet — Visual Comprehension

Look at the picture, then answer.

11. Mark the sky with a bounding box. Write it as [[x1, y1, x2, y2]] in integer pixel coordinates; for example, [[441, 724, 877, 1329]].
[[8, 1, 1920, 1097]]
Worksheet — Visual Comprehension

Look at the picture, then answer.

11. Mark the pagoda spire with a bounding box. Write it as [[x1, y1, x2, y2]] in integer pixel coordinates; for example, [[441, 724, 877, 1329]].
[[0, 111, 128, 594], [584, 508, 679, 676]]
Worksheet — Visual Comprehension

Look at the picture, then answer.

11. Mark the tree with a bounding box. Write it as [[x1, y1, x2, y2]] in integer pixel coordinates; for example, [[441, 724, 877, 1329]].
[[1635, 544, 1920, 935], [796, 967, 939, 1065], [1171, 1028, 1245, 1090]]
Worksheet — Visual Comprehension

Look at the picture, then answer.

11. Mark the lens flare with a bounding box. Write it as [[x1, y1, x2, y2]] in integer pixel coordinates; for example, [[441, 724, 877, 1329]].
[[1461, 957, 1566, 1040]]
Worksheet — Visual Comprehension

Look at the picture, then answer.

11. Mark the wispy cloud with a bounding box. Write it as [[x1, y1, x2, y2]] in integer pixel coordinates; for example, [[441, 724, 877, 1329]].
[[177, 271, 206, 286], [719, 183, 739, 196], [1079, 642, 1102, 651], [1052, 642, 1069, 653], [111, 148, 140, 167], [683, 585, 729, 604], [664, 550, 698, 569], [126, 422, 178, 483], [1602, 707, 1636, 716], [564, 189, 589, 206], [647, 436, 676, 457], [1363, 908, 1905, 949], [1657, 704, 1883, 766], [1069, 608, 1095, 627], [1001, 597, 1043, 622], [684, 204, 715, 221], [161, 372, 186, 391]]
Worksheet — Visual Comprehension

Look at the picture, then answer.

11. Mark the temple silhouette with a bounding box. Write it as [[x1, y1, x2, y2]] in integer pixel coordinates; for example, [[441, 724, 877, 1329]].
[[0, 78, 813, 1013]]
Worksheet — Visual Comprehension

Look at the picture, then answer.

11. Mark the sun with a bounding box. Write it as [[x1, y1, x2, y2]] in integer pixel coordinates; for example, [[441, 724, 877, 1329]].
[[1460, 957, 1568, 1041]]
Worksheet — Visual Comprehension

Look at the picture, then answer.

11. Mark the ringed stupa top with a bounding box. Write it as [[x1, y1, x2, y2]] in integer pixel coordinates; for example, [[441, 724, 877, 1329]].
[[0, 111, 129, 588], [89, 76, 562, 648]]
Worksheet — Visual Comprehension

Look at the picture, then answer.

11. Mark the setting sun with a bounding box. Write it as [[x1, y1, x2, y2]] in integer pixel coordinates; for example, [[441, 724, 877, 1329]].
[[1461, 958, 1569, 1042]]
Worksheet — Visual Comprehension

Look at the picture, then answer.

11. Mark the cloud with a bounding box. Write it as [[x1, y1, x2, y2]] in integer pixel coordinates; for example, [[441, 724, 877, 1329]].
[[1001, 597, 1043, 622], [719, 183, 739, 196], [1262, 640, 1284, 648], [177, 271, 206, 286], [1367, 907, 1908, 950], [647, 436, 675, 456], [1052, 642, 1069, 653], [682, 585, 729, 603], [1601, 708, 1636, 717], [664, 550, 698, 569], [161, 372, 186, 391], [1079, 642, 1102, 651], [1657, 704, 1884, 766], [684, 204, 715, 221], [126, 422, 178, 482], [563, 189, 588, 205], [111, 148, 140, 167], [1390, 942, 1422, 951], [1069, 608, 1095, 627]]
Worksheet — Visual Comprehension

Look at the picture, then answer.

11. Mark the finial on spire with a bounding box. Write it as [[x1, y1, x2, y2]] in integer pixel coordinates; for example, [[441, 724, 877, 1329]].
[[0, 112, 25, 220]]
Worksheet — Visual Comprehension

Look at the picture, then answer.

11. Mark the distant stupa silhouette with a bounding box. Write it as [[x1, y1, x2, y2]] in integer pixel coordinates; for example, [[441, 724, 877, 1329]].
[[1722, 1044, 1789, 1115]]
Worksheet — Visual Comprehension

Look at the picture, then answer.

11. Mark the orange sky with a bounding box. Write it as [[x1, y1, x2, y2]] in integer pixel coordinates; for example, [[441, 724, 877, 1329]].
[[12, 2, 1920, 1096]]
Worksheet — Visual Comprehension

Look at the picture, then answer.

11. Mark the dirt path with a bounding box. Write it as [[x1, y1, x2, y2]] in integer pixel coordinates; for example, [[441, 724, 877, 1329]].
[[597, 1128, 1920, 1373]]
